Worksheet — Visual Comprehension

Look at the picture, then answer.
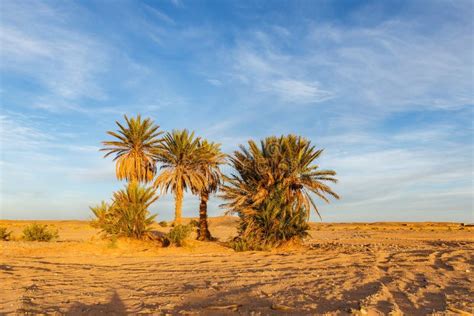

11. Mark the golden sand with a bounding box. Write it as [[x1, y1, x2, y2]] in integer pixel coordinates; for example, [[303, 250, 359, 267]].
[[1, 217, 473, 315]]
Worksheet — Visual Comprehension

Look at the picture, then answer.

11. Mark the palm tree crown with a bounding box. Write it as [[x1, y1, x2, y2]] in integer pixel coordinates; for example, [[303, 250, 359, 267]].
[[101, 114, 163, 183], [223, 134, 339, 218], [221, 135, 339, 247], [198, 140, 226, 194]]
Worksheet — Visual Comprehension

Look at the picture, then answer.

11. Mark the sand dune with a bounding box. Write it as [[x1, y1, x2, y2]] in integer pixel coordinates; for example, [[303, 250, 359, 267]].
[[1, 218, 473, 315]]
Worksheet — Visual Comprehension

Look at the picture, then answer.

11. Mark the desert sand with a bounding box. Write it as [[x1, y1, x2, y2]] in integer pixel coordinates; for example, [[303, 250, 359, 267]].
[[0, 217, 473, 315]]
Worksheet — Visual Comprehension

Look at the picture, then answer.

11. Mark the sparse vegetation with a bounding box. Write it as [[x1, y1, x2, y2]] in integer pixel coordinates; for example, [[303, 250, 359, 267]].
[[158, 221, 168, 227], [164, 224, 193, 247], [228, 237, 270, 252], [90, 201, 118, 236], [221, 135, 339, 250], [188, 219, 199, 227], [90, 182, 158, 239], [22, 223, 58, 241], [0, 227, 12, 241]]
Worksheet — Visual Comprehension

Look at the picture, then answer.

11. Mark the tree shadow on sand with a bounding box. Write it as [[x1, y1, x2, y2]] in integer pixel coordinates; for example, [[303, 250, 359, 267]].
[[66, 291, 127, 315], [171, 284, 309, 315]]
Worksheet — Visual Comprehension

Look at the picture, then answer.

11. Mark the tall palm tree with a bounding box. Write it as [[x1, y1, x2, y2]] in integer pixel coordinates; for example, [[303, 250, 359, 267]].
[[196, 140, 226, 241], [101, 114, 163, 183], [221, 135, 339, 248], [154, 129, 205, 225]]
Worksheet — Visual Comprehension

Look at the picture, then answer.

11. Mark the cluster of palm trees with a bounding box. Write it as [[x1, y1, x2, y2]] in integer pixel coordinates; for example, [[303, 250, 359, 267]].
[[93, 114, 339, 246], [98, 115, 224, 240]]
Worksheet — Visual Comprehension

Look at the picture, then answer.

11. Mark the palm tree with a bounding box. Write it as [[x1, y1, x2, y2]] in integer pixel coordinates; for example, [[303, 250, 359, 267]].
[[112, 182, 159, 239], [196, 140, 226, 241], [101, 114, 163, 183], [154, 129, 205, 225], [90, 182, 158, 239], [221, 135, 339, 248]]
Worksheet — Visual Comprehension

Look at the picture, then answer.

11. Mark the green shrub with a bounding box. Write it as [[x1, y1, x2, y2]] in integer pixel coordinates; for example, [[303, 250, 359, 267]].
[[0, 227, 12, 241], [90, 201, 120, 236], [228, 237, 269, 252], [164, 224, 192, 247], [189, 219, 199, 227], [90, 182, 158, 239], [158, 221, 168, 227], [228, 187, 310, 250], [22, 223, 58, 241]]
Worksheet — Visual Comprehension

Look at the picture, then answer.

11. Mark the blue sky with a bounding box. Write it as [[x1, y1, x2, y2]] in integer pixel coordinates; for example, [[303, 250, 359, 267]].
[[0, 0, 472, 222]]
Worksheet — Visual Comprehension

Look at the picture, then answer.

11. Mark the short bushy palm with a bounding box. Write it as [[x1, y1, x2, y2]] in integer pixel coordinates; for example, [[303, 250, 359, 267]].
[[154, 130, 205, 224], [0, 227, 12, 241], [101, 114, 163, 183], [91, 182, 158, 239], [221, 135, 339, 249]]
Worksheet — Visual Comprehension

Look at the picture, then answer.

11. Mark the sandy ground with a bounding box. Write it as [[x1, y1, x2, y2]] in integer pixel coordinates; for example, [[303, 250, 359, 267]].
[[0, 217, 473, 315]]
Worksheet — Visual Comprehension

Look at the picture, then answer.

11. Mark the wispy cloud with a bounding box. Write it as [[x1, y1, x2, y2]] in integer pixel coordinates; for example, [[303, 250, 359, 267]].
[[143, 4, 176, 25], [270, 79, 333, 103], [306, 19, 473, 111], [0, 112, 116, 218], [1, 2, 109, 103], [169, 0, 183, 8], [1, 0, 472, 221], [213, 10, 472, 112], [227, 38, 335, 105], [319, 144, 472, 221], [207, 79, 223, 86]]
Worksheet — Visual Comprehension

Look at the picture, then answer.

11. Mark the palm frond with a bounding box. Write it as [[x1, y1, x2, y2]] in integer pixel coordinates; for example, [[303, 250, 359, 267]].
[[220, 134, 339, 249]]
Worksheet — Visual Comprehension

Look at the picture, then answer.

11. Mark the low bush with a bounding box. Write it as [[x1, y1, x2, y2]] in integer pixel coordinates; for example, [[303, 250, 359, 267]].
[[228, 238, 253, 252], [22, 223, 58, 241], [164, 224, 192, 247], [188, 219, 199, 227], [228, 236, 271, 252], [0, 227, 12, 241], [158, 221, 168, 227]]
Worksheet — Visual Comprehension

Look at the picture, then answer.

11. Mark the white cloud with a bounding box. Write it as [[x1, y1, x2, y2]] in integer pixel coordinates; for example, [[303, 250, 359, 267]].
[[216, 13, 472, 111], [207, 79, 223, 86], [0, 114, 54, 151], [229, 44, 334, 104], [1, 1, 472, 221], [0, 112, 117, 219], [0, 1, 109, 107], [317, 143, 472, 220], [305, 20, 473, 111], [270, 79, 333, 103]]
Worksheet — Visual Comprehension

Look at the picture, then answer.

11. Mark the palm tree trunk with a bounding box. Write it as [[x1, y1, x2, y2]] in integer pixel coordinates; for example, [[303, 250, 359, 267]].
[[174, 185, 183, 225], [197, 190, 212, 241]]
